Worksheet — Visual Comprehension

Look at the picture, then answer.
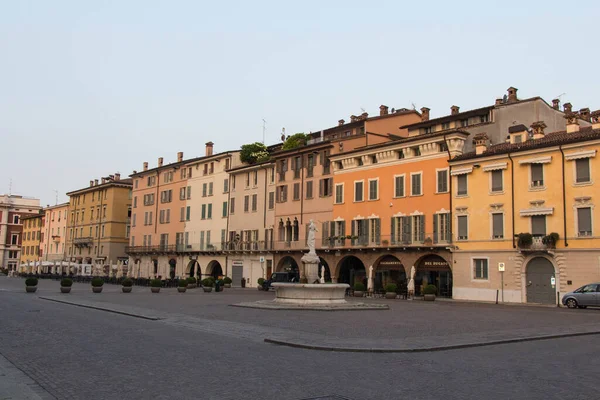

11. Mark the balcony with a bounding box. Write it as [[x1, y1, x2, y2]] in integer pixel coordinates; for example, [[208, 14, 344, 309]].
[[517, 234, 557, 253], [125, 243, 221, 255], [222, 240, 273, 252], [52, 235, 61, 242], [319, 233, 451, 251], [73, 237, 93, 247]]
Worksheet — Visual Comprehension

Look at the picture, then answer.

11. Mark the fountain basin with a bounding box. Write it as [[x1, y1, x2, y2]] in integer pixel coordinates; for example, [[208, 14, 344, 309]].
[[272, 283, 349, 305]]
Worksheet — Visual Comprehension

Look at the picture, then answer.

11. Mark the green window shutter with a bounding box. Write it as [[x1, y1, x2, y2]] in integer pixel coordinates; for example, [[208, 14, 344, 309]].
[[433, 215, 438, 243]]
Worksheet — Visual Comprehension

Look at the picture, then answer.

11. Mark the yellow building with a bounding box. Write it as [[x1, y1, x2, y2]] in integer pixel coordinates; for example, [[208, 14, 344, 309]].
[[65, 173, 132, 275], [449, 112, 600, 304], [19, 212, 44, 269]]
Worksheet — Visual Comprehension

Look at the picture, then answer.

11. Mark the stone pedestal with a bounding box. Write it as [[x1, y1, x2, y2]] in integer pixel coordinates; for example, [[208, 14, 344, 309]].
[[301, 252, 320, 283]]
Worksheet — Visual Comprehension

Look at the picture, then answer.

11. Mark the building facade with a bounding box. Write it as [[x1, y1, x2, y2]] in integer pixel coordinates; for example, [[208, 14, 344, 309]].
[[449, 112, 600, 304], [0, 195, 41, 271], [41, 202, 69, 262], [65, 174, 132, 275], [19, 212, 44, 268]]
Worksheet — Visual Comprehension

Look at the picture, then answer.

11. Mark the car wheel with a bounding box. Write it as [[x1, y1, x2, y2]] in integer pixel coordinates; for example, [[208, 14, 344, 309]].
[[566, 298, 578, 309]]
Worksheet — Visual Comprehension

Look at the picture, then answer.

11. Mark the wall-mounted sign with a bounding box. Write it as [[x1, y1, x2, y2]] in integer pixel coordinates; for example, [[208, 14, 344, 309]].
[[551, 277, 556, 287], [259, 256, 265, 263], [232, 260, 243, 267], [498, 262, 505, 272]]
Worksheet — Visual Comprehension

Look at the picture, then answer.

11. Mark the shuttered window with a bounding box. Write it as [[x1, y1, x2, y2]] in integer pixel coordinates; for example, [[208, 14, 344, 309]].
[[458, 216, 468, 240], [369, 180, 378, 200], [531, 164, 544, 187], [437, 170, 448, 193], [575, 159, 590, 183], [457, 174, 467, 195], [354, 181, 364, 202], [411, 173, 422, 196], [577, 207, 592, 236], [306, 181, 313, 199], [491, 170, 503, 192], [473, 259, 488, 279], [394, 176, 405, 197], [531, 215, 546, 236], [492, 213, 503, 239], [268, 192, 274, 209], [335, 184, 343, 204], [293, 183, 300, 201], [244, 195, 249, 212]]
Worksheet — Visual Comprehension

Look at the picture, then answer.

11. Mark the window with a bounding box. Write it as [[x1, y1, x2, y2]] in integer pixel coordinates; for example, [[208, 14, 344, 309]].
[[334, 184, 344, 204], [354, 181, 364, 202], [437, 170, 448, 193], [433, 213, 451, 243], [531, 215, 546, 237], [244, 195, 249, 212], [531, 164, 544, 188], [133, 197, 137, 209], [394, 175, 405, 197], [268, 192, 274, 209], [253, 171, 258, 186], [202, 183, 207, 197], [231, 175, 236, 191], [207, 204, 212, 219], [245, 172, 250, 188], [293, 156, 301, 179], [230, 198, 235, 214], [224, 179, 229, 193], [491, 170, 503, 192], [186, 186, 191, 200], [180, 187, 186, 200], [411, 173, 422, 196], [101, 225, 105, 237], [319, 178, 333, 197], [514, 134, 522, 144], [461, 119, 468, 127], [492, 213, 504, 239], [442, 122, 450, 130], [13, 215, 20, 224], [160, 190, 172, 203], [575, 158, 591, 183], [222, 201, 228, 218], [457, 215, 468, 240], [132, 214, 136, 227], [201, 204, 206, 219], [577, 207, 592, 237], [186, 206, 190, 221], [412, 146, 421, 156], [473, 259, 488, 279], [368, 179, 378, 201], [480, 114, 489, 123], [277, 185, 288, 203], [457, 174, 468, 196], [208, 182, 213, 196], [11, 234, 18, 245], [306, 181, 313, 199], [293, 183, 300, 201], [251, 194, 257, 212]]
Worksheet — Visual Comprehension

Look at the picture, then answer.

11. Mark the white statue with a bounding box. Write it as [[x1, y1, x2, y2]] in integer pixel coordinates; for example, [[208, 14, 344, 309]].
[[307, 219, 318, 255], [367, 265, 374, 292], [407, 266, 416, 299], [319, 265, 325, 283]]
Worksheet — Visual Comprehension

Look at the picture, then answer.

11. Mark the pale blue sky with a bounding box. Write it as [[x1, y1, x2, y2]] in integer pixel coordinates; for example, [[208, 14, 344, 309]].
[[1, 0, 598, 206]]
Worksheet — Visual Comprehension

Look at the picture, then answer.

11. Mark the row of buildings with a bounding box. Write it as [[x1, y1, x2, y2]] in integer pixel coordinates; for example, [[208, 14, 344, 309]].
[[6, 86, 599, 304]]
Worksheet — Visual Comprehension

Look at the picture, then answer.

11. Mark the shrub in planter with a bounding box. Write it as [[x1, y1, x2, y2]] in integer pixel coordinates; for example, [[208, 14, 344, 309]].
[[122, 278, 133, 293], [542, 232, 560, 247], [25, 277, 38, 293], [257, 277, 265, 290], [187, 277, 197, 288], [201, 277, 214, 292], [222, 276, 232, 288], [423, 284, 437, 301], [91, 277, 104, 293], [384, 283, 398, 299], [353, 282, 365, 297], [150, 278, 162, 293], [177, 279, 188, 293], [517, 232, 533, 247], [60, 278, 73, 294]]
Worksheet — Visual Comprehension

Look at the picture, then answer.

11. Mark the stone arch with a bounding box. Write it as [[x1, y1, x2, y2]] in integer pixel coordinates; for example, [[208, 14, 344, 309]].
[[168, 258, 177, 279], [522, 254, 558, 305], [318, 258, 332, 282], [336, 255, 366, 287], [207, 260, 223, 279], [413, 253, 453, 297], [373, 254, 407, 291], [186, 259, 201, 278], [276, 256, 299, 274]]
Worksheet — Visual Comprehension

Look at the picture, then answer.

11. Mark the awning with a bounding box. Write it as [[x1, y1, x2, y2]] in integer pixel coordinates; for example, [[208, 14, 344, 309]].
[[518, 156, 552, 165], [520, 207, 554, 216], [565, 150, 596, 161], [483, 162, 508, 172], [450, 167, 473, 176]]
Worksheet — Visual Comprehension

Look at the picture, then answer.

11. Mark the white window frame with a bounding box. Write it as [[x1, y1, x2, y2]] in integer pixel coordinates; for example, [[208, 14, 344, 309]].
[[529, 163, 545, 190], [574, 205, 594, 237], [410, 171, 423, 196], [489, 169, 504, 194], [334, 183, 344, 204], [393, 174, 406, 198], [368, 178, 379, 201], [456, 215, 468, 241], [354, 180, 364, 203], [490, 212, 504, 240], [471, 257, 490, 281], [572, 157, 593, 186], [456, 174, 468, 197], [435, 168, 449, 194]]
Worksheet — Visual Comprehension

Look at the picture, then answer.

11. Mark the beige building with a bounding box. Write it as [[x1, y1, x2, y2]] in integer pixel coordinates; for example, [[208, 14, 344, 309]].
[[19, 212, 44, 268], [65, 174, 132, 275], [0, 194, 41, 271], [41, 202, 69, 262]]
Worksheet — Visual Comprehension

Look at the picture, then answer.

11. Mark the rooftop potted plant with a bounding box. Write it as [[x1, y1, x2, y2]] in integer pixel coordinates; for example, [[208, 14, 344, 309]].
[[187, 277, 197, 289], [91, 277, 104, 293], [423, 284, 437, 301], [384, 283, 398, 299], [60, 278, 73, 294], [222, 276, 232, 288], [122, 278, 133, 293], [177, 279, 187, 293], [150, 278, 162, 293], [25, 277, 38, 293], [353, 282, 365, 297], [517, 232, 533, 248], [257, 277, 265, 290], [201, 277, 214, 292]]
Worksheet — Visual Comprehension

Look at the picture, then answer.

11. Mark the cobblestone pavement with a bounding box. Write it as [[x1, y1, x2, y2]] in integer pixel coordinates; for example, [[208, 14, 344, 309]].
[[0, 278, 600, 400]]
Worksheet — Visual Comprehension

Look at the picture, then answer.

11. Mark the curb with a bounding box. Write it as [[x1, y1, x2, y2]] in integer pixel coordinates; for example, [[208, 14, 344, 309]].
[[230, 302, 389, 311], [264, 330, 600, 353], [38, 297, 161, 321]]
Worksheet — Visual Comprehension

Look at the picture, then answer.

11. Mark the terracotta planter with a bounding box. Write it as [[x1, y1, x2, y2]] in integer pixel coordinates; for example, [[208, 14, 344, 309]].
[[224, 284, 231, 288], [25, 286, 37, 293], [60, 286, 72, 294], [92, 286, 103, 293], [424, 294, 436, 301], [353, 291, 364, 298], [151, 287, 161, 293], [203, 287, 213, 293], [122, 286, 132, 293], [187, 283, 197, 289], [385, 292, 397, 299], [177, 287, 187, 293]]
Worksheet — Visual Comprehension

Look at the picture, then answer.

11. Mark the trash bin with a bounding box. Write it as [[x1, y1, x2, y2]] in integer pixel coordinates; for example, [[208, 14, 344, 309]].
[[241, 278, 246, 288], [215, 280, 221, 292]]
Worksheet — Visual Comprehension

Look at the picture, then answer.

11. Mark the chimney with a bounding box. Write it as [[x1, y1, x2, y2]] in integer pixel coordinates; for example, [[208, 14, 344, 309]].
[[507, 87, 518, 103], [143, 162, 148, 172], [205, 141, 214, 156], [473, 132, 489, 155], [177, 151, 183, 162], [158, 157, 163, 167], [530, 121, 547, 140], [379, 105, 389, 116], [591, 110, 600, 129], [338, 119, 345, 126], [495, 98, 503, 106], [564, 112, 580, 133], [94, 179, 99, 186], [579, 108, 591, 122], [450, 105, 460, 115], [350, 115, 358, 123], [101, 178, 106, 184], [563, 102, 573, 113], [552, 99, 560, 110], [420, 107, 430, 121], [360, 112, 368, 120], [114, 173, 121, 181], [508, 124, 528, 144], [90, 180, 94, 187]]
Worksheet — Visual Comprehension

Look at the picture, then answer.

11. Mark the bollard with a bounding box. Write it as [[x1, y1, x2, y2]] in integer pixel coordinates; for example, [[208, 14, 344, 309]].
[[496, 289, 499, 304], [557, 291, 560, 307]]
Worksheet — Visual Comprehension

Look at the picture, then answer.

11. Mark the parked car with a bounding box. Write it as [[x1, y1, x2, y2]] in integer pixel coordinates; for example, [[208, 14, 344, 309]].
[[262, 271, 299, 291], [562, 283, 600, 308]]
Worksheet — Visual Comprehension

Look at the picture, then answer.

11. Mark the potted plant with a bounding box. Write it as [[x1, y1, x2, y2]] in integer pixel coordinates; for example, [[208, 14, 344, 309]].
[[542, 232, 560, 248], [150, 278, 162, 293], [60, 278, 73, 294], [257, 278, 265, 290], [381, 239, 389, 246], [384, 283, 397, 299], [91, 277, 104, 293], [423, 284, 437, 301], [517, 232, 533, 248], [202, 277, 214, 293], [122, 278, 133, 293], [187, 277, 197, 289], [424, 236, 433, 245], [177, 279, 187, 293], [25, 277, 38, 293], [353, 282, 365, 297], [222, 276, 232, 288]]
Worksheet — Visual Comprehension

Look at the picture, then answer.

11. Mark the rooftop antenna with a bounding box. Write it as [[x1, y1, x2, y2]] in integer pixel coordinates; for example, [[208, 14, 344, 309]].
[[54, 190, 58, 205], [262, 119, 267, 144], [8, 178, 12, 196], [411, 102, 416, 110], [360, 107, 366, 113], [281, 127, 286, 142]]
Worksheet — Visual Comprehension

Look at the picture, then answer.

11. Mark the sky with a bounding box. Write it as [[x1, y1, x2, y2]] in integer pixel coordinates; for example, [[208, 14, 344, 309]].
[[1, 0, 599, 206]]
